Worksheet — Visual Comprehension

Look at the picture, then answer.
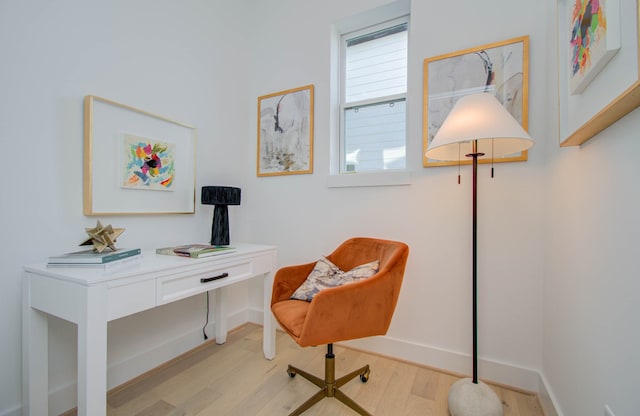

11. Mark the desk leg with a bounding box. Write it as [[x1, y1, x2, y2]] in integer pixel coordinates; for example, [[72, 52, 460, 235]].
[[77, 287, 108, 416], [263, 272, 276, 359], [23, 277, 49, 416], [214, 288, 227, 344]]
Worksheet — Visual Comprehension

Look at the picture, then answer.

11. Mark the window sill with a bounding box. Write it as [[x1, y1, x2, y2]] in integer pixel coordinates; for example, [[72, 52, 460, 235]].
[[327, 170, 412, 188]]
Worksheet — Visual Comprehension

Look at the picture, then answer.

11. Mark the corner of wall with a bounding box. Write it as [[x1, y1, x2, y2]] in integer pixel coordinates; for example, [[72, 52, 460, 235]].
[[537, 372, 563, 416]]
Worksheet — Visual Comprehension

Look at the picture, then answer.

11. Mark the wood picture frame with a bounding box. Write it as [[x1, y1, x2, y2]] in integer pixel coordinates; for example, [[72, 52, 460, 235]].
[[558, 0, 640, 146], [83, 95, 196, 215], [257, 84, 314, 177], [423, 36, 530, 167]]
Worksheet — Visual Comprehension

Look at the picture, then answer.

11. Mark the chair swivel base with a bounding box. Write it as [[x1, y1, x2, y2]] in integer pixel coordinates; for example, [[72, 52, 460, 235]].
[[286, 345, 372, 416]]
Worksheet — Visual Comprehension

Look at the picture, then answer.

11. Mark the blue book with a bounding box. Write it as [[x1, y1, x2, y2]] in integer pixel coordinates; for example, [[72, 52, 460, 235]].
[[47, 248, 142, 264]]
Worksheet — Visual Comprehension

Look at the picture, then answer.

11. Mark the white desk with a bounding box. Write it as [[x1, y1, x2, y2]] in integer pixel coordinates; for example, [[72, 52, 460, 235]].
[[22, 243, 277, 416]]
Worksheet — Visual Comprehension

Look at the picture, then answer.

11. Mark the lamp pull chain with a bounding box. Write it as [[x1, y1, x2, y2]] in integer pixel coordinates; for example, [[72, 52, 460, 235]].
[[458, 143, 461, 184], [491, 138, 495, 178]]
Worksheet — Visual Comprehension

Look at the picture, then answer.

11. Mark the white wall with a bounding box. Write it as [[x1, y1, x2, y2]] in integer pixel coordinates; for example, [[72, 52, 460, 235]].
[[540, 1, 640, 414], [1, 0, 638, 415], [543, 110, 640, 416], [0, 1, 254, 414], [241, 0, 548, 388]]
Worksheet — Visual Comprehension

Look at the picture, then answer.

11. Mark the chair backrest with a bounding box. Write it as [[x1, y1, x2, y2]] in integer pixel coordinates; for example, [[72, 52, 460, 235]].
[[326, 237, 408, 274], [295, 237, 409, 346]]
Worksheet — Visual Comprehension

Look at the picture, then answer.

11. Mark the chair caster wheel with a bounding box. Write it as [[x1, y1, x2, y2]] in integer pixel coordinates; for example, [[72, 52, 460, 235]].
[[287, 366, 296, 378], [360, 368, 370, 383]]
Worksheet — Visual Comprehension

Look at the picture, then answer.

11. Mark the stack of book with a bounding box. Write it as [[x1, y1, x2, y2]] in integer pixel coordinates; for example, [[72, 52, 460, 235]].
[[156, 244, 236, 258], [47, 248, 142, 270]]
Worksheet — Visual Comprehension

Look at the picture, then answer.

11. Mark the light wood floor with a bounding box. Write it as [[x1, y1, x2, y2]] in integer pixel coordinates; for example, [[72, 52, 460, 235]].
[[63, 323, 544, 416]]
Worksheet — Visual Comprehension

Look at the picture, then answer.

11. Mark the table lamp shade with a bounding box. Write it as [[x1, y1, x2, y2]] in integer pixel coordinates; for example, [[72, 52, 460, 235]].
[[201, 186, 241, 206], [425, 93, 534, 161]]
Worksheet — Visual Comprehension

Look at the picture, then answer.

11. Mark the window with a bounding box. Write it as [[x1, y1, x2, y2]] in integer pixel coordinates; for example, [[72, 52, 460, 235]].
[[339, 17, 408, 174]]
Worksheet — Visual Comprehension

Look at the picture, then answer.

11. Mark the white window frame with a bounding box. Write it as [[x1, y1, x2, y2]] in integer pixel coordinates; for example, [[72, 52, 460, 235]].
[[329, 13, 411, 188]]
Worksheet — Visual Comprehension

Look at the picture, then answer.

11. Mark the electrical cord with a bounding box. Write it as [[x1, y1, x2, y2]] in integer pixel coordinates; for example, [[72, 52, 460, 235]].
[[203, 291, 209, 340]]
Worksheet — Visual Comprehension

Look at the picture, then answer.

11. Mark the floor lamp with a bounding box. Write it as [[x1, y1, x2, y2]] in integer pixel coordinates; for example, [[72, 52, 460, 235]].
[[424, 93, 535, 416]]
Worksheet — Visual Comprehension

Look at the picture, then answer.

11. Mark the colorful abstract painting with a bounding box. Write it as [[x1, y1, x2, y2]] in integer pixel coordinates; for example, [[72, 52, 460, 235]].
[[122, 134, 175, 191], [568, 0, 620, 94]]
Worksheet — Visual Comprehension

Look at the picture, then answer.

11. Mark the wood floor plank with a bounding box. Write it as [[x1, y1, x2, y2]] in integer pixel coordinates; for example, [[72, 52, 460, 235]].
[[198, 339, 289, 414], [403, 392, 439, 416], [514, 390, 544, 416], [161, 342, 254, 403], [373, 361, 418, 416], [411, 367, 441, 401], [497, 387, 519, 416], [350, 353, 395, 412], [134, 400, 177, 416], [429, 364, 457, 415], [167, 388, 221, 416]]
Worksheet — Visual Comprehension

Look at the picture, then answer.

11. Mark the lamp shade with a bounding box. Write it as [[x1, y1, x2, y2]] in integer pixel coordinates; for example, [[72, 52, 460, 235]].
[[201, 186, 241, 206], [425, 93, 534, 162]]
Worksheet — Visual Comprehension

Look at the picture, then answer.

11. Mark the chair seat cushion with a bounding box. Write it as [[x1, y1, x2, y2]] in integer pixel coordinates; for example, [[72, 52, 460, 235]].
[[271, 299, 310, 339], [290, 256, 379, 301]]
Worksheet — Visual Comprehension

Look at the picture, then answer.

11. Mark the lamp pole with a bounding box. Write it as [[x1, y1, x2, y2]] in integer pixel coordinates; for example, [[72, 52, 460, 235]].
[[467, 139, 483, 385]]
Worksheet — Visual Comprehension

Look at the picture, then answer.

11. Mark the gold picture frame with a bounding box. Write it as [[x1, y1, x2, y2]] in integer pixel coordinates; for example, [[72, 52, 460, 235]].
[[257, 84, 314, 177], [423, 36, 530, 167], [557, 0, 640, 146], [83, 95, 196, 215]]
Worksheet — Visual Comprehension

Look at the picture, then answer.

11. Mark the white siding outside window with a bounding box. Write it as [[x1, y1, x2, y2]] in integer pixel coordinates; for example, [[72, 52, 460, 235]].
[[344, 99, 406, 171], [340, 19, 408, 174]]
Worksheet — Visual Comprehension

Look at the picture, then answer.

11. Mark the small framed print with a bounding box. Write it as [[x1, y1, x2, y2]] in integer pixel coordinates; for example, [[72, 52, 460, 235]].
[[257, 85, 314, 176]]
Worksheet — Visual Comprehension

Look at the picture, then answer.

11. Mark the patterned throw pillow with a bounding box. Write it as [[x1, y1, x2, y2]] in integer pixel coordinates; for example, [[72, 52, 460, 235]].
[[290, 256, 380, 301]]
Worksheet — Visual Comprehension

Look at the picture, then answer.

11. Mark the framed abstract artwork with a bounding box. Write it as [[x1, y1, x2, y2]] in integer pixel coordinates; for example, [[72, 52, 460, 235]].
[[423, 36, 529, 167], [83, 95, 196, 215], [567, 0, 621, 94], [257, 84, 314, 176], [558, 0, 640, 146]]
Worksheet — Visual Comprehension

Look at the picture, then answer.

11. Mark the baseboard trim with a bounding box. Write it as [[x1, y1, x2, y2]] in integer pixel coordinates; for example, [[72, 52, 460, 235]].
[[537, 372, 563, 416], [341, 336, 561, 416], [343, 336, 562, 416], [341, 335, 540, 392], [17, 308, 560, 416], [0, 405, 21, 416]]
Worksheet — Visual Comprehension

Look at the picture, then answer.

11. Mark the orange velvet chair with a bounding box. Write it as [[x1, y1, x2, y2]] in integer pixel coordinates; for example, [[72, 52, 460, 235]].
[[271, 237, 409, 415]]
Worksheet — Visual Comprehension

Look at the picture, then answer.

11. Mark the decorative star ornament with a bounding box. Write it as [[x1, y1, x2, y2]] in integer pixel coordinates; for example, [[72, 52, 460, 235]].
[[80, 220, 126, 253]]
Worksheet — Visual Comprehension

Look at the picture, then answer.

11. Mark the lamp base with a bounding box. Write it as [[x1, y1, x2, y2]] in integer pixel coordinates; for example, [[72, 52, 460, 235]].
[[448, 378, 503, 416], [211, 205, 230, 246]]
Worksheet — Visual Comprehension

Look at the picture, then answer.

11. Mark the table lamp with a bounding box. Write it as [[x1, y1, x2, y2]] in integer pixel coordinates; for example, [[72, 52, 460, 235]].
[[201, 186, 241, 246], [424, 92, 535, 416]]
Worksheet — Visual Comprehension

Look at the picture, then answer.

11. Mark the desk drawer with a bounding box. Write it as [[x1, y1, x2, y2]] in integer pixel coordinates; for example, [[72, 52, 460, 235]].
[[157, 259, 252, 304], [108, 279, 156, 321]]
